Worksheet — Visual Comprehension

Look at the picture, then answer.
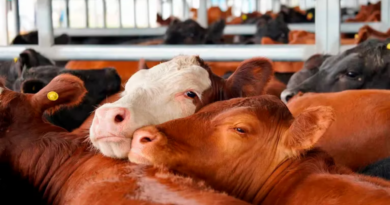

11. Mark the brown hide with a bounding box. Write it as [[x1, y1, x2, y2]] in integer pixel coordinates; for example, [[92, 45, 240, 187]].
[[287, 90, 390, 171], [356, 25, 390, 44], [0, 74, 249, 205], [190, 6, 232, 25], [345, 2, 381, 22], [130, 95, 390, 205]]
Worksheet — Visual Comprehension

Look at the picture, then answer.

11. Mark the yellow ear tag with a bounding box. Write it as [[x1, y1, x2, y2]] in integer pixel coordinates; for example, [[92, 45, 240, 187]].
[[47, 91, 59, 101], [242, 14, 247, 20], [387, 43, 390, 50], [32, 86, 35, 91], [355, 34, 359, 39], [13, 57, 18, 62], [307, 13, 313, 20]]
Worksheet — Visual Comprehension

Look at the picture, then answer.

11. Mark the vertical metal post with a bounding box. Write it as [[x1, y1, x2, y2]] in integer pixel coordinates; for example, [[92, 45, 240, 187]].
[[85, 0, 89, 28], [315, 0, 340, 55], [198, 0, 207, 27], [0, 0, 8, 45], [146, 0, 150, 27], [65, 0, 70, 27], [133, 0, 137, 28], [273, 0, 280, 13], [255, 0, 260, 12], [381, 0, 390, 28], [13, 0, 20, 34], [103, 0, 107, 28], [160, 0, 163, 18], [37, 0, 54, 47], [182, 0, 188, 19], [170, 0, 174, 17], [118, 0, 122, 28]]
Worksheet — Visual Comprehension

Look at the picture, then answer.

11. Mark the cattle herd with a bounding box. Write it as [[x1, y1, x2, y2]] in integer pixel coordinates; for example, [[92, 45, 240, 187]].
[[2, 1, 390, 205]]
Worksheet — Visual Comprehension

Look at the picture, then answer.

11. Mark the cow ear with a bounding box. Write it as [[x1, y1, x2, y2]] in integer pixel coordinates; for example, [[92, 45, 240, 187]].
[[31, 74, 87, 114], [225, 57, 273, 97], [138, 59, 149, 70], [282, 106, 334, 157], [157, 13, 164, 24], [21, 79, 46, 94], [11, 34, 29, 45], [54, 33, 70, 45], [303, 54, 331, 70], [19, 49, 38, 69], [280, 5, 290, 14], [205, 19, 225, 43]]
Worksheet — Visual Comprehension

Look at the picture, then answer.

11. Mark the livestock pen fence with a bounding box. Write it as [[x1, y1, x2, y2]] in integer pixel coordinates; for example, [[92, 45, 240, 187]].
[[0, 0, 389, 61]]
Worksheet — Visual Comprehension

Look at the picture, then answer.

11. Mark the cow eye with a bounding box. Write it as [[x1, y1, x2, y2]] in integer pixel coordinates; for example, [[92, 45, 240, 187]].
[[185, 91, 197, 98], [235, 128, 245, 134], [346, 71, 359, 78]]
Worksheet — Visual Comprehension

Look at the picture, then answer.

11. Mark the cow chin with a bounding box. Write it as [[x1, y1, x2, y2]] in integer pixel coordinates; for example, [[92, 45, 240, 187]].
[[95, 139, 131, 159]]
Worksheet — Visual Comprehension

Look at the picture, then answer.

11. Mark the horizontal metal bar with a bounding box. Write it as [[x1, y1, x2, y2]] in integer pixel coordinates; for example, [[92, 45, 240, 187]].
[[53, 22, 386, 37], [0, 45, 316, 61], [340, 45, 355, 52]]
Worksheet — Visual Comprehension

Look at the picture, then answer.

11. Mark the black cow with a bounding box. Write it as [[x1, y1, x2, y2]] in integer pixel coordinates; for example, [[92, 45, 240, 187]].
[[163, 19, 226, 44], [235, 14, 272, 44], [18, 66, 121, 131], [11, 31, 71, 45], [0, 49, 55, 89], [359, 157, 390, 180], [242, 14, 290, 44], [281, 39, 390, 103], [279, 6, 315, 23]]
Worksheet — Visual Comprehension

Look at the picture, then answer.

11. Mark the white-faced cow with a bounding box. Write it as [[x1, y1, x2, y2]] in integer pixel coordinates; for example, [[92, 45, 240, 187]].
[[89, 55, 274, 158]]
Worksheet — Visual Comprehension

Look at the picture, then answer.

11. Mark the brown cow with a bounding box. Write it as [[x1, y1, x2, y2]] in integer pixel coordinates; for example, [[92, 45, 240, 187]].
[[286, 89, 390, 171], [0, 74, 249, 205], [345, 1, 381, 22], [129, 95, 390, 205], [190, 6, 232, 25]]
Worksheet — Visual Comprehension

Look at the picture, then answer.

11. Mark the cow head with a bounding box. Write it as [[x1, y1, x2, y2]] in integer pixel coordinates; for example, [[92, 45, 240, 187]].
[[163, 19, 226, 44], [281, 39, 390, 102], [13, 65, 63, 93], [4, 49, 55, 90], [281, 54, 331, 103], [11, 31, 70, 45], [255, 15, 290, 44], [129, 96, 334, 200], [89, 55, 274, 158], [236, 15, 272, 44]]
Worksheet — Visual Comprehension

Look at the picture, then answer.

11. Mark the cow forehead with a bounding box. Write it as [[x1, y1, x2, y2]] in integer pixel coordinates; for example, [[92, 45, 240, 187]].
[[125, 57, 211, 94]]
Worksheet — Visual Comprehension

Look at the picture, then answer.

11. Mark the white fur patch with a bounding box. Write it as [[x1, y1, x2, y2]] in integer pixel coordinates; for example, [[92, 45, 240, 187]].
[[0, 87, 3, 94], [90, 55, 212, 158]]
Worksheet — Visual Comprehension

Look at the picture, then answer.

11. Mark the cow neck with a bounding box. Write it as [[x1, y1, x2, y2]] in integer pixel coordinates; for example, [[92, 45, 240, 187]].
[[218, 149, 336, 205], [8, 125, 94, 204], [257, 149, 338, 205]]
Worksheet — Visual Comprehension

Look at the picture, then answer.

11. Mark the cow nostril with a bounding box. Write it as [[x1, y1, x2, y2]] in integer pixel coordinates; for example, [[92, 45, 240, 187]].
[[140, 136, 153, 143], [115, 114, 124, 123]]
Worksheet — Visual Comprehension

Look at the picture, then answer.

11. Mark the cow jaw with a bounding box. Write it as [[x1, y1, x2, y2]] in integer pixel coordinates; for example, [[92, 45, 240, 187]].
[[89, 56, 212, 158]]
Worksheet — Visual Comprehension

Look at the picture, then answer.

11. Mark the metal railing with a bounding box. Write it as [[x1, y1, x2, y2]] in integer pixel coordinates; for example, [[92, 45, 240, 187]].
[[0, 0, 388, 61]]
